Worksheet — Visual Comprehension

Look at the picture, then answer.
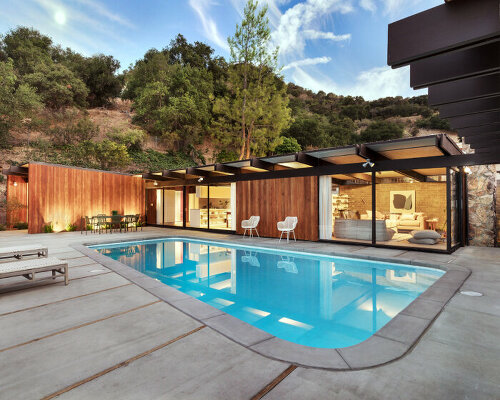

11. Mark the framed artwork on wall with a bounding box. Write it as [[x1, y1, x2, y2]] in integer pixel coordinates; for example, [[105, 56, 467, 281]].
[[390, 190, 415, 213]]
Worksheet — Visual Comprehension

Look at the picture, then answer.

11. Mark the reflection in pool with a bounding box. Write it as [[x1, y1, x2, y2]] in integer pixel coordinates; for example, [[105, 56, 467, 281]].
[[92, 238, 443, 348]]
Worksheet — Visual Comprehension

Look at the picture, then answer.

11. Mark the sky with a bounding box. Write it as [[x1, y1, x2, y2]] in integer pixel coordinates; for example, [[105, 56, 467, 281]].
[[0, 0, 443, 100]]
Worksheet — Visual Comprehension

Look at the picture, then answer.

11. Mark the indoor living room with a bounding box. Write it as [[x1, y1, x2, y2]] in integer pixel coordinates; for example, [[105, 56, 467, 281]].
[[331, 170, 448, 250]]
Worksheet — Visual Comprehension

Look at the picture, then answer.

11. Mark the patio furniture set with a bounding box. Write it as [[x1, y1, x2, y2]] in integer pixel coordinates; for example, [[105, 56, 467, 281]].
[[0, 244, 68, 288], [241, 216, 298, 243], [82, 214, 143, 235]]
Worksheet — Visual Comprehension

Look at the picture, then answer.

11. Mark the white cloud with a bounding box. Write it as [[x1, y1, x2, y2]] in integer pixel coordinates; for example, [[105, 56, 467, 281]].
[[283, 56, 332, 70], [359, 0, 376, 12], [72, 0, 136, 29], [303, 29, 351, 42], [290, 65, 426, 100], [188, 0, 230, 51], [271, 0, 354, 56]]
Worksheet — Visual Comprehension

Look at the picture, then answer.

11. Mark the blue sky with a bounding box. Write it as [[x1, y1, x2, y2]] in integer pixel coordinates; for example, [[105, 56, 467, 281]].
[[0, 0, 442, 100]]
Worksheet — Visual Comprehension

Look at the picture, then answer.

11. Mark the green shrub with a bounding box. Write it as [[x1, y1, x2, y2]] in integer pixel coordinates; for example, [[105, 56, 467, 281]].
[[274, 137, 301, 154], [0, 174, 4, 183], [215, 150, 239, 163], [13, 221, 28, 229], [46, 111, 99, 147], [43, 223, 54, 233], [66, 223, 77, 232], [107, 128, 146, 152], [0, 224, 6, 231], [130, 149, 195, 172], [416, 115, 451, 130]]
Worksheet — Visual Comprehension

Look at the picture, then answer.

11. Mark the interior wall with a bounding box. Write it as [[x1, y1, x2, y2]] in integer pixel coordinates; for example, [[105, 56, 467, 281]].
[[339, 181, 447, 227], [28, 163, 145, 233], [236, 176, 318, 240], [6, 175, 28, 227]]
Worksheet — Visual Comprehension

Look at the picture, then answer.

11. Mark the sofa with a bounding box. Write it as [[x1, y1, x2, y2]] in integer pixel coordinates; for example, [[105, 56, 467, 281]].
[[395, 212, 427, 232], [334, 219, 395, 241]]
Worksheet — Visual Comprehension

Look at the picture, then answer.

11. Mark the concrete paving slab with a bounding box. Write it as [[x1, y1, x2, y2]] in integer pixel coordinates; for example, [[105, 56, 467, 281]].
[[202, 313, 274, 347], [375, 313, 431, 345], [0, 302, 201, 400], [447, 290, 500, 317], [53, 250, 87, 260], [419, 283, 458, 303], [58, 328, 287, 400], [0, 284, 158, 350], [251, 337, 349, 369], [265, 338, 500, 400], [147, 284, 192, 302], [351, 247, 408, 258], [66, 256, 96, 267], [426, 306, 500, 351], [127, 275, 165, 290], [400, 297, 443, 320], [170, 297, 225, 320], [0, 273, 130, 315], [337, 335, 409, 369]]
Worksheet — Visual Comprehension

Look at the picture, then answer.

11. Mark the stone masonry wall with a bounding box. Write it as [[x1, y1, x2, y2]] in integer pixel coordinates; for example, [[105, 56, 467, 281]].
[[468, 164, 497, 247]]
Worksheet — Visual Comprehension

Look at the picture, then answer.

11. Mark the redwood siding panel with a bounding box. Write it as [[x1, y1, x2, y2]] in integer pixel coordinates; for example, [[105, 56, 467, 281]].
[[26, 164, 145, 233], [6, 175, 28, 227], [236, 176, 319, 241]]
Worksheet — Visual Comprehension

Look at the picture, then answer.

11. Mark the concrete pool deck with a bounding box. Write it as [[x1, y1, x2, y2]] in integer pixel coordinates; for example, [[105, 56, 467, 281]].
[[0, 227, 499, 399]]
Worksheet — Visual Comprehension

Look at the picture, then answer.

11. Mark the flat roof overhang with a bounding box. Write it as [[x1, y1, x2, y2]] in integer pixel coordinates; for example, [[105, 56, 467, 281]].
[[388, 0, 500, 155], [142, 134, 483, 187]]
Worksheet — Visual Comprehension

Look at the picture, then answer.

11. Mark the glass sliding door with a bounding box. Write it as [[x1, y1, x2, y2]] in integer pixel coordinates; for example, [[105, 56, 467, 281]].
[[329, 174, 373, 244], [374, 170, 447, 250], [163, 187, 184, 227], [186, 185, 209, 228], [208, 184, 234, 231]]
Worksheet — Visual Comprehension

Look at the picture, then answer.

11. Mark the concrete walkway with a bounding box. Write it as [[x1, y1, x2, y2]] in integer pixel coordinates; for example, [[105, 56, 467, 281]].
[[0, 228, 498, 400]]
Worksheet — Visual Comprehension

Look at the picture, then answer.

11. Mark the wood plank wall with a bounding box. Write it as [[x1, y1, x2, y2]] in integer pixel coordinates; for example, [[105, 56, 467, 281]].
[[236, 176, 319, 241], [146, 189, 157, 225], [6, 175, 28, 227], [27, 164, 145, 233]]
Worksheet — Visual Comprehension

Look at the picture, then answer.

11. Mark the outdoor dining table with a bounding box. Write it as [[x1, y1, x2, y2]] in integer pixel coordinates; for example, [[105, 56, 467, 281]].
[[84, 215, 140, 234]]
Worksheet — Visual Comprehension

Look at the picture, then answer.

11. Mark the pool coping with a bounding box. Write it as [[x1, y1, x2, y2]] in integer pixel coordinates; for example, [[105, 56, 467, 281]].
[[71, 234, 471, 371]]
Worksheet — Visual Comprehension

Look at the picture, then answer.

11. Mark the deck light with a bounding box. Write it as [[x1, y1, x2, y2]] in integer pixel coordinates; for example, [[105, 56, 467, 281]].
[[13, 182, 17, 187], [198, 177, 204, 182], [362, 159, 375, 168], [464, 166, 472, 174], [153, 181, 158, 186]]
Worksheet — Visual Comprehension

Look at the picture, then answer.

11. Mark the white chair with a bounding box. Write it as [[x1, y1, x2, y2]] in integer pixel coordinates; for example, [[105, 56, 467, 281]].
[[277, 216, 298, 243], [241, 216, 260, 238]]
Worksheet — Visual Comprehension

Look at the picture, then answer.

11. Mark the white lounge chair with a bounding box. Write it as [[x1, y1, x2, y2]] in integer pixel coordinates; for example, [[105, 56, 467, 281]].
[[0, 257, 69, 286], [241, 216, 260, 238], [0, 244, 48, 262], [277, 216, 298, 243]]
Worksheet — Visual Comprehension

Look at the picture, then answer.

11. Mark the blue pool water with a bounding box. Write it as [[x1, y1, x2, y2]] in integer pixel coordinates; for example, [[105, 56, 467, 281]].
[[92, 238, 443, 349]]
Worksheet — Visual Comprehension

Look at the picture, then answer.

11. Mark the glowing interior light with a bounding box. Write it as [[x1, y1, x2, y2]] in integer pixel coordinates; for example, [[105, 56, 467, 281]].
[[243, 307, 270, 317], [278, 317, 313, 330]]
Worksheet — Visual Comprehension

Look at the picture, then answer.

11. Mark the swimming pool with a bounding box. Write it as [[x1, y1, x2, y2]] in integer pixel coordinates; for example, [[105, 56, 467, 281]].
[[92, 238, 444, 349]]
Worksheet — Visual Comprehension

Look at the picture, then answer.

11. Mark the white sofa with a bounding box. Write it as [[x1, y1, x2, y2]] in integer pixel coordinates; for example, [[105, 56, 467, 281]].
[[334, 219, 396, 241]]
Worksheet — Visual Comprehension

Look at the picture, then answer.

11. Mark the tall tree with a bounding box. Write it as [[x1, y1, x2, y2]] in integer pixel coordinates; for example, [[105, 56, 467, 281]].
[[215, 0, 291, 159], [0, 59, 41, 147]]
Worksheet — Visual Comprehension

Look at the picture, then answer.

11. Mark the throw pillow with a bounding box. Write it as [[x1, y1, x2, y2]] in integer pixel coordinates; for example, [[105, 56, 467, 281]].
[[400, 213, 416, 221], [409, 237, 439, 245], [411, 230, 441, 240]]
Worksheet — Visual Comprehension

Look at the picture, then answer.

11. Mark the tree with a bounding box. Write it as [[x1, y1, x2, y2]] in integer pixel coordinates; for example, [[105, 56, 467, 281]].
[[73, 54, 122, 107], [215, 0, 291, 159], [107, 128, 147, 152], [22, 63, 88, 109], [70, 139, 130, 170], [0, 59, 41, 146], [274, 137, 301, 154], [132, 64, 213, 150], [1, 27, 53, 75], [358, 120, 404, 143]]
